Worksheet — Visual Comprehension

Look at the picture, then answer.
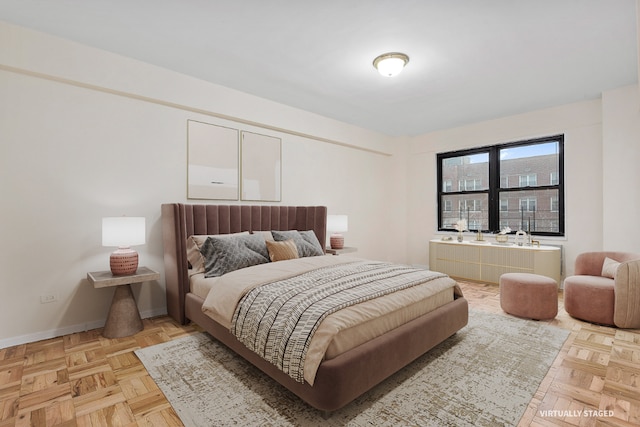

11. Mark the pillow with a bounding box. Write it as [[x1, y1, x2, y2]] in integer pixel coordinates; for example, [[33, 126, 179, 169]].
[[200, 234, 269, 278], [271, 230, 324, 257], [251, 230, 274, 242], [299, 230, 325, 255], [266, 239, 299, 262], [601, 257, 620, 279], [186, 232, 250, 273]]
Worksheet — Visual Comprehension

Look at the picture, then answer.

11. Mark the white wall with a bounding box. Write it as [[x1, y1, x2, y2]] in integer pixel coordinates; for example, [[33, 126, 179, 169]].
[[406, 99, 606, 277], [0, 22, 404, 346], [602, 85, 640, 249]]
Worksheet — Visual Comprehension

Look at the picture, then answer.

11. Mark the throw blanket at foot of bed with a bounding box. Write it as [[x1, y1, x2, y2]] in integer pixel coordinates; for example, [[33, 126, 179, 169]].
[[231, 260, 447, 384]]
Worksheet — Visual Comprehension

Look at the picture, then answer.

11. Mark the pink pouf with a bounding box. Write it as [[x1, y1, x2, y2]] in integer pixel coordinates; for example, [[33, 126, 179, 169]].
[[499, 273, 558, 320]]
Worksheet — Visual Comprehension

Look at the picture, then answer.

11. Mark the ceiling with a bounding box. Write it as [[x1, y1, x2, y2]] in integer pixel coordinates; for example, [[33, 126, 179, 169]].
[[1, 1, 637, 136]]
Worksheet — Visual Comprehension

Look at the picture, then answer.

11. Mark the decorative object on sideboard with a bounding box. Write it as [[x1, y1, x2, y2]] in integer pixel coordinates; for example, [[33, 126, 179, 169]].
[[496, 226, 511, 243], [373, 52, 409, 77], [327, 214, 348, 249], [102, 216, 146, 275], [454, 219, 468, 242], [515, 229, 527, 246]]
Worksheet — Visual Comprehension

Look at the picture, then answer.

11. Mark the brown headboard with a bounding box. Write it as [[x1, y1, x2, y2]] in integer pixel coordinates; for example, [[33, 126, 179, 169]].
[[161, 204, 327, 324]]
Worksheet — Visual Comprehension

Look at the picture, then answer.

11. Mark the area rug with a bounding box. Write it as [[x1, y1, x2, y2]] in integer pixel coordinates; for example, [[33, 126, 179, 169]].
[[135, 310, 569, 426]]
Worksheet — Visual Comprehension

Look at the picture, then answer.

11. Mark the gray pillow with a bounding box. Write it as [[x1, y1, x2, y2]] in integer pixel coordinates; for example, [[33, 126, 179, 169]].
[[271, 230, 324, 257], [201, 234, 269, 278]]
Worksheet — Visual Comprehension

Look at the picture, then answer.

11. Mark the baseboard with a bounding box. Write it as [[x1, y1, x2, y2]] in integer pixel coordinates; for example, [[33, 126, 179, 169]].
[[0, 307, 167, 349]]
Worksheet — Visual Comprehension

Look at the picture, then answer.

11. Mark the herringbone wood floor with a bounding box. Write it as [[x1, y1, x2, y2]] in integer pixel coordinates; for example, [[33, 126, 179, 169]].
[[1, 281, 638, 426]]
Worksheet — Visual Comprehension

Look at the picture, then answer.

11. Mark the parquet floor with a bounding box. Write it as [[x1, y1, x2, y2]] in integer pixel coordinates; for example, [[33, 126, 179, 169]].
[[0, 281, 638, 426], [462, 282, 640, 427]]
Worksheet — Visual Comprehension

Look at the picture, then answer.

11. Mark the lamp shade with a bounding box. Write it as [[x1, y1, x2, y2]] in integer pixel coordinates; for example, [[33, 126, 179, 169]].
[[327, 215, 348, 233], [102, 217, 146, 247]]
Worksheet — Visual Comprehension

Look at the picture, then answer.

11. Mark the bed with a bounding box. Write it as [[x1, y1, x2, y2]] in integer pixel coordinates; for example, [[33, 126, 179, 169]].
[[161, 203, 468, 413]]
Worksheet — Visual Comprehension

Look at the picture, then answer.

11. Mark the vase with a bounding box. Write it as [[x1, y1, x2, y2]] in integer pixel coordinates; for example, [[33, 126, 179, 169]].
[[457, 232, 463, 242], [495, 234, 508, 243]]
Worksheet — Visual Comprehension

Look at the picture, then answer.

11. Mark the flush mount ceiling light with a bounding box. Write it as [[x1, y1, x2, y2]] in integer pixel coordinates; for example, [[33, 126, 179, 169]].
[[373, 52, 410, 77]]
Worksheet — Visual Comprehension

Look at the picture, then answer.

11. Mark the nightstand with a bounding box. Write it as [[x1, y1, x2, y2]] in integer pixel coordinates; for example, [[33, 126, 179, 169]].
[[87, 266, 160, 338], [325, 247, 357, 255]]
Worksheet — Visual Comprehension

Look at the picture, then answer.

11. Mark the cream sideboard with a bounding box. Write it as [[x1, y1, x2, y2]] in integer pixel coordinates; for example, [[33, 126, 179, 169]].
[[429, 239, 561, 284]]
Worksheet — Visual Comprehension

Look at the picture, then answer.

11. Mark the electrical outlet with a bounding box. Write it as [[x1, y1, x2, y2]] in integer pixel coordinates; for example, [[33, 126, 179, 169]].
[[40, 294, 57, 304]]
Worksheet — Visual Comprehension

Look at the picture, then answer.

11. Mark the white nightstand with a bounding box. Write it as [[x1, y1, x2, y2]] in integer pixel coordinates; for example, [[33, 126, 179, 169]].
[[87, 266, 160, 338], [325, 247, 358, 255]]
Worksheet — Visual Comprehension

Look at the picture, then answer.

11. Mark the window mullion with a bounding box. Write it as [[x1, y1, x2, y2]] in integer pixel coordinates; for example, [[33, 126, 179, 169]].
[[488, 147, 499, 232]]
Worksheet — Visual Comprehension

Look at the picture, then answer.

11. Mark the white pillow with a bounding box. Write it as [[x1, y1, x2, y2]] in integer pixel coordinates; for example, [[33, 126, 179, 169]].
[[601, 257, 620, 279]]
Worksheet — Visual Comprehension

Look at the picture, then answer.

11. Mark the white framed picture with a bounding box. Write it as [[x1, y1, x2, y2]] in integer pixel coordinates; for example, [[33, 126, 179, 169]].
[[187, 120, 239, 200], [241, 131, 281, 202]]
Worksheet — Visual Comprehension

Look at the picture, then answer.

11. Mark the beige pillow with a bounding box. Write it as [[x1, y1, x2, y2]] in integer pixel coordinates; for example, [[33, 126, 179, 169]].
[[601, 257, 620, 279], [266, 239, 299, 262], [186, 231, 250, 273]]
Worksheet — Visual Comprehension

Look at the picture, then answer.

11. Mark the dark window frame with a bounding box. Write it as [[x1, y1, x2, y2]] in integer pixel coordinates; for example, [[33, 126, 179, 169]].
[[437, 135, 565, 237]]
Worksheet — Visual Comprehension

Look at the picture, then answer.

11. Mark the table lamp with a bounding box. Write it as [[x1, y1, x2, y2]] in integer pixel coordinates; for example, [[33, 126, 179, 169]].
[[327, 214, 348, 249], [102, 217, 146, 275]]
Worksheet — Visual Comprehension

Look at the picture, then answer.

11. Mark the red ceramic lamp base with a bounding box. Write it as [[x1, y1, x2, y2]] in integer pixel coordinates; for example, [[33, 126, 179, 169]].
[[330, 234, 344, 250], [110, 248, 139, 275]]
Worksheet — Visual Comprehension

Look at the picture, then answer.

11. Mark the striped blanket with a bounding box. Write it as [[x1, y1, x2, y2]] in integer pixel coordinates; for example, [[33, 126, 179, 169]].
[[230, 260, 446, 383]]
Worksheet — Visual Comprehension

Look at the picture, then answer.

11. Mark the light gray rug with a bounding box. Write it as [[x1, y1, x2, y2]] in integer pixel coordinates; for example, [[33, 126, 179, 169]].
[[135, 310, 569, 426]]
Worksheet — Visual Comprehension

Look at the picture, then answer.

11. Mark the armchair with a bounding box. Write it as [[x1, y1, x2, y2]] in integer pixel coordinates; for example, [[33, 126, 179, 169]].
[[563, 252, 640, 328]]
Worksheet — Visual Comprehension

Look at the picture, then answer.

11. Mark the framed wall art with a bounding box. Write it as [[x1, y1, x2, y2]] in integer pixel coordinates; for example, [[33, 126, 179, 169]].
[[187, 120, 239, 200], [241, 131, 281, 201]]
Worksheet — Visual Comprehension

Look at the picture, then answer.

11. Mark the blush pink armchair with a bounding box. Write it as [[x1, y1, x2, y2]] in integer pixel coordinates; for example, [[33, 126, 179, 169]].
[[563, 252, 640, 328]]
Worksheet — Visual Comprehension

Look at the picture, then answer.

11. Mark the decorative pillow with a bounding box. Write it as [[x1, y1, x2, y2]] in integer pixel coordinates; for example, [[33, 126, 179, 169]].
[[266, 239, 299, 262], [601, 257, 620, 279], [200, 234, 269, 278], [299, 230, 325, 255], [186, 232, 250, 273], [271, 230, 324, 257]]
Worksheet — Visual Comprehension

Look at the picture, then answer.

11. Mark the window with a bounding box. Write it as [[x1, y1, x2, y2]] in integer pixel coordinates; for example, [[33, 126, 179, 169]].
[[468, 219, 482, 230], [519, 174, 537, 187], [437, 135, 564, 236], [459, 178, 482, 191], [519, 197, 537, 212], [460, 199, 482, 212]]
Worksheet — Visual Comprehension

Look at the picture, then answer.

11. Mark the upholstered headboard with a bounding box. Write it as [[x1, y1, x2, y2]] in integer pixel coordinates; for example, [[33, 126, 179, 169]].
[[161, 204, 327, 324]]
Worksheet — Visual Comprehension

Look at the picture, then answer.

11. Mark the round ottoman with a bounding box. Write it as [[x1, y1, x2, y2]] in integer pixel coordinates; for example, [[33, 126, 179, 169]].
[[499, 273, 558, 320]]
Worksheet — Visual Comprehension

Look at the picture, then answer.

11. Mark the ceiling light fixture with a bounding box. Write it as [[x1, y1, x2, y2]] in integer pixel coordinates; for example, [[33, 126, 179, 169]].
[[373, 52, 410, 77]]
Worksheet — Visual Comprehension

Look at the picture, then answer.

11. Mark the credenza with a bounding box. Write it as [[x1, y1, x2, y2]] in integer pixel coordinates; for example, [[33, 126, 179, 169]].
[[429, 239, 561, 284]]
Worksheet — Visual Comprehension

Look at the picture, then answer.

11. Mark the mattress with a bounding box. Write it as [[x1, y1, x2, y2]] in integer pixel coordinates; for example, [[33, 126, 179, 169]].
[[194, 255, 457, 384]]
